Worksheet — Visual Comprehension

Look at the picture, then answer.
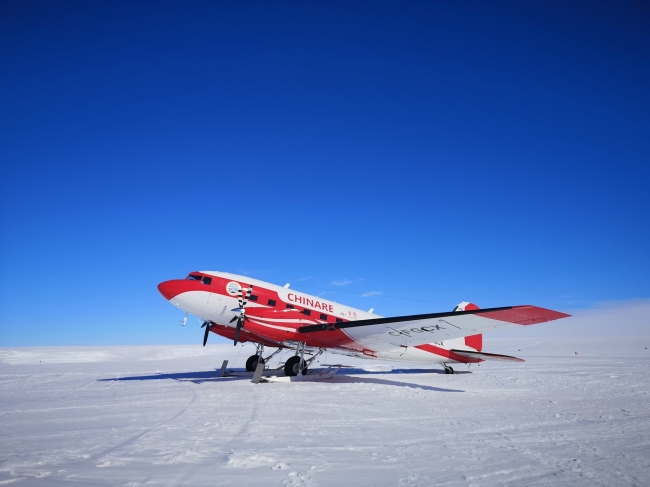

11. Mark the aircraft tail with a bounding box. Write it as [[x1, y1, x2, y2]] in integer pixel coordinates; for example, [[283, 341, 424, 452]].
[[448, 301, 523, 362], [453, 301, 482, 351]]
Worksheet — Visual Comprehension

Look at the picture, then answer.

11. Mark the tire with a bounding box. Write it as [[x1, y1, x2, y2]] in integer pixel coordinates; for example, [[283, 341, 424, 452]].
[[246, 355, 263, 372], [284, 356, 307, 376]]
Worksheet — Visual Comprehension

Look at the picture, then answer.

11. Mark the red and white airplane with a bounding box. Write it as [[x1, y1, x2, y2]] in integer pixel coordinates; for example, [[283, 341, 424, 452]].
[[158, 271, 570, 376]]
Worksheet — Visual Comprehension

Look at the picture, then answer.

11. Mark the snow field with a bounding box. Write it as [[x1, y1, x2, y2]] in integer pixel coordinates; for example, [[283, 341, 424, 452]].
[[0, 337, 649, 486]]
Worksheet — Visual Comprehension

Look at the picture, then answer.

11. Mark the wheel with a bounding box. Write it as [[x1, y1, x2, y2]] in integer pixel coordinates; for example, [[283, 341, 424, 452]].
[[444, 367, 449, 374], [284, 356, 307, 376], [284, 356, 300, 376], [246, 355, 264, 372], [449, 367, 454, 374]]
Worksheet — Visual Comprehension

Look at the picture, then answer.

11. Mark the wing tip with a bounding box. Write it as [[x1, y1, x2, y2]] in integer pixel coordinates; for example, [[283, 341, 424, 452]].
[[480, 305, 571, 325]]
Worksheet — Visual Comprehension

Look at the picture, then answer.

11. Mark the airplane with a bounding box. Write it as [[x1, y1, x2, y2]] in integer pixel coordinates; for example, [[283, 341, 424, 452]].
[[157, 271, 570, 377]]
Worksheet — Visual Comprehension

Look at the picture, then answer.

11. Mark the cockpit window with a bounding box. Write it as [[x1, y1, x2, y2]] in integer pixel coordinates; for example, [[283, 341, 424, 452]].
[[187, 274, 202, 281], [201, 277, 212, 285]]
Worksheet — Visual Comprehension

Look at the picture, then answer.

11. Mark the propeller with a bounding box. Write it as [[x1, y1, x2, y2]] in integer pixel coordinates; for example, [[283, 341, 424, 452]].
[[201, 321, 213, 346], [229, 284, 254, 345]]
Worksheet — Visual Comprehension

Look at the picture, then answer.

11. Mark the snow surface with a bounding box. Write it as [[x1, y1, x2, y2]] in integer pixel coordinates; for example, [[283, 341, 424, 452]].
[[1, 337, 649, 486]]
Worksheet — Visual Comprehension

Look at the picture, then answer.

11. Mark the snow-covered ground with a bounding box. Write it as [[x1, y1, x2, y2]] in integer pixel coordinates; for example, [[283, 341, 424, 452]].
[[1, 337, 649, 486]]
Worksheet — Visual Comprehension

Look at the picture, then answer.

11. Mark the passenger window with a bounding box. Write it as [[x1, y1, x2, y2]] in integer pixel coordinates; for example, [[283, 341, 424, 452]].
[[201, 277, 212, 285], [320, 313, 327, 321], [268, 299, 276, 306], [286, 304, 294, 309], [336, 318, 343, 323], [188, 274, 202, 281], [302, 309, 311, 316], [248, 295, 258, 302]]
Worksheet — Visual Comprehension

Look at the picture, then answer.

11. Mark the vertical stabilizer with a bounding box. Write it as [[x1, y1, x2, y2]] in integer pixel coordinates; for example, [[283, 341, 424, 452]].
[[454, 302, 482, 350]]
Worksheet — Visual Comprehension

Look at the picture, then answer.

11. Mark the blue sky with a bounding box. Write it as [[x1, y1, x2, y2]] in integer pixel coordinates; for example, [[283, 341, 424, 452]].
[[1, 1, 649, 346]]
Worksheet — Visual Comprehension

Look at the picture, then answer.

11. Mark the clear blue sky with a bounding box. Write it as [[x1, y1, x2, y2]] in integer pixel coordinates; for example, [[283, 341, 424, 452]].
[[1, 1, 648, 346]]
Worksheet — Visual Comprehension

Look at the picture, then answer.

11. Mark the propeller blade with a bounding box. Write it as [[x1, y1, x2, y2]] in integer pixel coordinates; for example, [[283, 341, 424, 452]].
[[233, 322, 241, 346], [232, 284, 253, 346], [233, 317, 243, 346], [203, 326, 210, 346], [242, 285, 254, 307], [201, 321, 212, 346]]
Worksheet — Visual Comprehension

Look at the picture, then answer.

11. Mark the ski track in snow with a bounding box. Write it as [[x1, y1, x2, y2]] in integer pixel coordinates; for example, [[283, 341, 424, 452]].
[[0, 337, 648, 486]]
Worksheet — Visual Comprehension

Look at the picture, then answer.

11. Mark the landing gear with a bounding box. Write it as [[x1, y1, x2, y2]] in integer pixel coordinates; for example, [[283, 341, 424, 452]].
[[285, 341, 307, 377], [443, 363, 454, 374], [246, 355, 264, 372], [246, 343, 265, 372], [284, 355, 307, 376], [283, 343, 326, 377], [246, 344, 283, 373]]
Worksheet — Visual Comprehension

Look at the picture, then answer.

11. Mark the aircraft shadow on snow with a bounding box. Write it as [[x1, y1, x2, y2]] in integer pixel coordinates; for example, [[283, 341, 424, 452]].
[[98, 367, 465, 393]]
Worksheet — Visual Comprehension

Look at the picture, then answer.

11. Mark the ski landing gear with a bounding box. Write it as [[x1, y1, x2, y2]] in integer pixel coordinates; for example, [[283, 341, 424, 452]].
[[442, 363, 455, 374], [283, 343, 325, 377]]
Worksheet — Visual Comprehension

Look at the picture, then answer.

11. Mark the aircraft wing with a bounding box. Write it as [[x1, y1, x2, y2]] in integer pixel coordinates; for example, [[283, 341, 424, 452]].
[[298, 305, 570, 349]]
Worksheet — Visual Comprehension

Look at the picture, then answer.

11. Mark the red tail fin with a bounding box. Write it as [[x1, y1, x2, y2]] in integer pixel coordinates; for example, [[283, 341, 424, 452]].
[[453, 302, 483, 351], [464, 334, 483, 351]]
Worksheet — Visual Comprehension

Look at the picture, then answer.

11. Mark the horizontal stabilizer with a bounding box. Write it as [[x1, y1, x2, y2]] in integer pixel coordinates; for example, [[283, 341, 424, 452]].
[[450, 350, 525, 362]]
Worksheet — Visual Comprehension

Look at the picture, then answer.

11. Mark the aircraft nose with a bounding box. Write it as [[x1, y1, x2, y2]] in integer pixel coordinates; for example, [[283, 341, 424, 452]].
[[157, 280, 184, 300]]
